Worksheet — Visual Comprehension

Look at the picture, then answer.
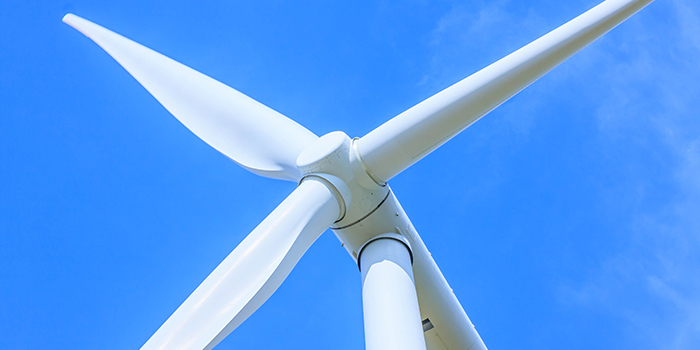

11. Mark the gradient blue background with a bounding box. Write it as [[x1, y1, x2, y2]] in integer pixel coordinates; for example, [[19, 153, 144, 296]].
[[2, 0, 699, 349]]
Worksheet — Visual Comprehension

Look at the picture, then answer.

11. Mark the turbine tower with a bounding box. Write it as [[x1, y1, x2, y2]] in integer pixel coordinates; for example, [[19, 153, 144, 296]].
[[63, 0, 654, 349]]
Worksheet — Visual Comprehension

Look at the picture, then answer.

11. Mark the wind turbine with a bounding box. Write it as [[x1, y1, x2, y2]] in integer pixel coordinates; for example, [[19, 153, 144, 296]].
[[62, 0, 654, 349]]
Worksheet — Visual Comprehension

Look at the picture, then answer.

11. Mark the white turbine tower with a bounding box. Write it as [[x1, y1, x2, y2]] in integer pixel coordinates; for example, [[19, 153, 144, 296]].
[[63, 0, 654, 349]]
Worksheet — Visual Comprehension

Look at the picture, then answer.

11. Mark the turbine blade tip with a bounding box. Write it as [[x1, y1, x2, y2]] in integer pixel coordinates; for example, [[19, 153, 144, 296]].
[[62, 13, 95, 38], [62, 13, 77, 24]]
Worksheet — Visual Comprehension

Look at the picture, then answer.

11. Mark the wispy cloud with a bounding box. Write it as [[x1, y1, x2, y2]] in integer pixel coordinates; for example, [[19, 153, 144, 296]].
[[426, 0, 700, 348], [422, 0, 548, 87], [559, 1, 700, 348], [675, 0, 700, 51]]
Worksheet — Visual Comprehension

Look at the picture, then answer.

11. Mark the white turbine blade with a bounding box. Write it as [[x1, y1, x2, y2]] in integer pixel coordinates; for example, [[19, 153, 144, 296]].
[[408, 226, 487, 350], [63, 14, 318, 181], [356, 0, 653, 183], [140, 179, 340, 350]]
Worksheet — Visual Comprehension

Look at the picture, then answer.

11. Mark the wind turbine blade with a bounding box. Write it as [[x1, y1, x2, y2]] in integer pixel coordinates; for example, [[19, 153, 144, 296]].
[[63, 14, 318, 181], [356, 0, 653, 183], [140, 179, 340, 350], [407, 226, 487, 350]]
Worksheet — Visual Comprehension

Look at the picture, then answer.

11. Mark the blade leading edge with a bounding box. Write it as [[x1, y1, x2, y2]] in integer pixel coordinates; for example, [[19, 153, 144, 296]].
[[63, 14, 318, 181], [140, 179, 340, 350]]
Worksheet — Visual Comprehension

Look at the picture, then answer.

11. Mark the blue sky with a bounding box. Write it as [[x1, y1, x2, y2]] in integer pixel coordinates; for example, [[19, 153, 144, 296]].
[[1, 0, 699, 349]]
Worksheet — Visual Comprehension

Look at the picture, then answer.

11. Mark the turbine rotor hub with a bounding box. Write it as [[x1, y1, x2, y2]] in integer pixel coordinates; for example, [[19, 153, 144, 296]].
[[296, 132, 399, 257]]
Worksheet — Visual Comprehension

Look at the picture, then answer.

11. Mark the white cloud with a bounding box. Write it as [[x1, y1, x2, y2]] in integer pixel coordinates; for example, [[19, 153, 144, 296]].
[[423, 1, 700, 347], [560, 0, 700, 348], [422, 0, 549, 88], [675, 0, 700, 51]]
